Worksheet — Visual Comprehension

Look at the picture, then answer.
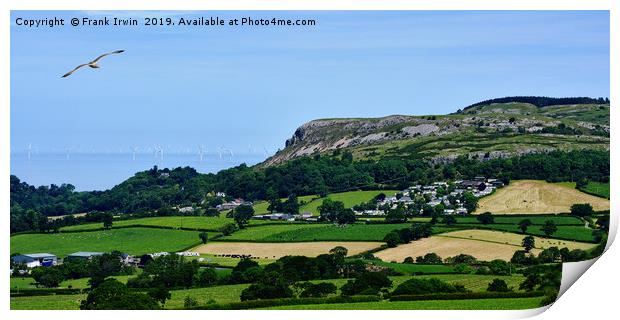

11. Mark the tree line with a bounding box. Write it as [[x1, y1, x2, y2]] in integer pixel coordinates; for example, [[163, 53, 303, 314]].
[[11, 149, 609, 233], [462, 96, 609, 111]]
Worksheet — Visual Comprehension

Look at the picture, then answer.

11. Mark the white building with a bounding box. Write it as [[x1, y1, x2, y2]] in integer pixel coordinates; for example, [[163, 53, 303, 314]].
[[12, 253, 58, 268]]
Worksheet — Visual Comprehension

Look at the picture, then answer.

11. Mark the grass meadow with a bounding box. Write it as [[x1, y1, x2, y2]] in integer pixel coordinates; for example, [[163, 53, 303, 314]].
[[11, 273, 527, 310], [59, 216, 275, 232], [11, 227, 203, 256]]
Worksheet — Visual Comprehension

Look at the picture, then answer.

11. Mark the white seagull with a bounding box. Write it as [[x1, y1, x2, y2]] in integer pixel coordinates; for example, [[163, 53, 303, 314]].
[[62, 50, 125, 78]]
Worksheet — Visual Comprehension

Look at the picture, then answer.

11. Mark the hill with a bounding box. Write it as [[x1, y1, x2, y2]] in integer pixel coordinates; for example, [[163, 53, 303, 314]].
[[264, 97, 609, 165]]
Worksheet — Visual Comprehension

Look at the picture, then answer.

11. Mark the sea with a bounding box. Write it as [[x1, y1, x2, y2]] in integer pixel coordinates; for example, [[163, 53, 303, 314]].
[[10, 152, 267, 191]]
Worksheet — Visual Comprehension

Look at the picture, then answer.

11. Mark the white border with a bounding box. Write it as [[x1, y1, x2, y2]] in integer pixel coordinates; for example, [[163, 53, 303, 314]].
[[1, 1, 616, 319]]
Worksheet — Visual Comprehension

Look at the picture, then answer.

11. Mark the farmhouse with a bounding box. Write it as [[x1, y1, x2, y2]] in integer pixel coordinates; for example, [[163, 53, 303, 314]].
[[11, 253, 57, 268], [460, 180, 486, 190], [216, 198, 253, 211]]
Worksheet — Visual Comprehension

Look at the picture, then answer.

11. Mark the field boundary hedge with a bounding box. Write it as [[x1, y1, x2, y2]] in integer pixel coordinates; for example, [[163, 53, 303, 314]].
[[577, 187, 610, 199], [57, 224, 223, 233], [10, 288, 84, 297], [212, 238, 386, 243], [187, 295, 381, 310], [389, 291, 545, 301]]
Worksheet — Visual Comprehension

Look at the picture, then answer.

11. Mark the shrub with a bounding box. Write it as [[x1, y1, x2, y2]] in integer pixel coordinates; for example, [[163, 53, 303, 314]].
[[415, 253, 443, 264], [80, 279, 160, 310], [511, 250, 538, 265], [299, 282, 337, 298], [390, 291, 544, 302], [184, 296, 198, 308], [486, 259, 512, 276], [476, 212, 494, 224], [31, 267, 64, 288], [196, 268, 218, 286], [383, 231, 401, 248], [220, 223, 238, 236], [392, 278, 468, 296], [487, 279, 511, 292], [445, 254, 477, 265], [570, 203, 593, 217], [454, 263, 473, 274], [191, 295, 381, 310], [240, 272, 293, 301], [341, 272, 392, 296]]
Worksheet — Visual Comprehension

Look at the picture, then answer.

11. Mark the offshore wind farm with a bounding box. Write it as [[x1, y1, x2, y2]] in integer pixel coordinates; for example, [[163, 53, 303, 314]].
[[11, 148, 269, 191]]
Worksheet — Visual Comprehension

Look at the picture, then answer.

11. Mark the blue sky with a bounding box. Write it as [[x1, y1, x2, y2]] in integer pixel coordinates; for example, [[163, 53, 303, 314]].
[[10, 10, 609, 155]]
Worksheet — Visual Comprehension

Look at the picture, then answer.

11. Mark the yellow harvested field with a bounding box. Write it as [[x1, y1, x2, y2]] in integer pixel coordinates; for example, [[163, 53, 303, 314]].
[[375, 229, 596, 262], [476, 180, 610, 214], [190, 241, 382, 259], [438, 229, 596, 251]]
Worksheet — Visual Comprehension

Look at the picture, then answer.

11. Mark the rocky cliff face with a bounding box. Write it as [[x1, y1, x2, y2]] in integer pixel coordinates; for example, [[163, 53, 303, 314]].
[[263, 102, 610, 166]]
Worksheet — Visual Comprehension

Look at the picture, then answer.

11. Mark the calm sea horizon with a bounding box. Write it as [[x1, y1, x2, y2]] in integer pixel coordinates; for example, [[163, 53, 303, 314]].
[[10, 152, 267, 191]]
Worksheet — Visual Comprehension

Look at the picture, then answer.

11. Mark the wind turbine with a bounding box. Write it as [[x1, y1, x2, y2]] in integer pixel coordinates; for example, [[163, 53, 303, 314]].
[[222, 146, 234, 158], [131, 146, 139, 161], [155, 145, 164, 161], [27, 143, 32, 160], [65, 146, 72, 160], [198, 145, 206, 161]]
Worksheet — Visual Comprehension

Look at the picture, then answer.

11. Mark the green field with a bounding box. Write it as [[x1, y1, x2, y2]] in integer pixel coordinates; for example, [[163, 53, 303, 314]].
[[10, 275, 134, 290], [10, 293, 87, 310], [11, 227, 204, 256], [261, 297, 546, 310], [253, 195, 318, 215], [254, 190, 399, 215], [220, 223, 416, 242], [580, 182, 610, 199], [11, 273, 526, 310], [187, 254, 275, 267], [367, 261, 456, 275], [59, 216, 275, 232], [300, 190, 399, 214]]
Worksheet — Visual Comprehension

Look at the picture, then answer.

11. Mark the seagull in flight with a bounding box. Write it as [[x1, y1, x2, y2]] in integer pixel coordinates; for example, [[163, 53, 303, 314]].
[[62, 50, 125, 78]]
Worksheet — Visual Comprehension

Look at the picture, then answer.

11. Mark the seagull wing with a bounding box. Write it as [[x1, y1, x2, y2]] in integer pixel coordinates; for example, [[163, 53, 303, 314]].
[[91, 49, 125, 63], [62, 63, 88, 78]]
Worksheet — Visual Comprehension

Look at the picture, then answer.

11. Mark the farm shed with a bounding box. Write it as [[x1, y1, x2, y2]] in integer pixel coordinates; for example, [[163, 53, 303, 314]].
[[11, 253, 58, 268]]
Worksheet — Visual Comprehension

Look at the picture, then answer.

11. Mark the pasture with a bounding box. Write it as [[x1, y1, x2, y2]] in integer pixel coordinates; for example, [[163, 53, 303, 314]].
[[10, 227, 203, 256], [191, 241, 382, 259], [367, 261, 456, 275], [11, 274, 526, 310], [187, 254, 275, 267], [299, 190, 399, 214], [59, 216, 272, 232], [476, 180, 610, 214], [221, 223, 414, 242], [253, 194, 318, 214], [580, 181, 610, 199], [261, 297, 545, 310], [10, 275, 133, 290]]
